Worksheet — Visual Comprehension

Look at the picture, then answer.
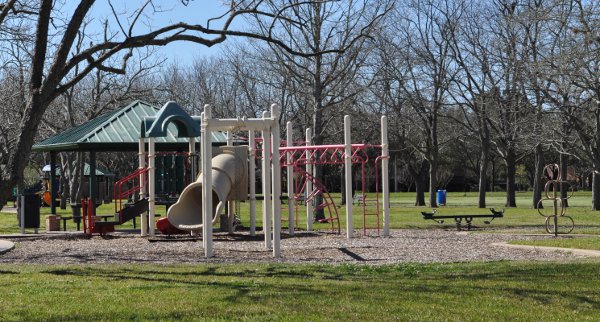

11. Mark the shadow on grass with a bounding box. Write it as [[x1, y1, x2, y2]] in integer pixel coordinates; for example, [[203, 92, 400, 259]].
[[18, 261, 600, 320], [42, 266, 323, 306]]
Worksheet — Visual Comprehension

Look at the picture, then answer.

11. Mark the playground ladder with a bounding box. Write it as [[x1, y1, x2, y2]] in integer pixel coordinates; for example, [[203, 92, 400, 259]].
[[293, 166, 340, 234]]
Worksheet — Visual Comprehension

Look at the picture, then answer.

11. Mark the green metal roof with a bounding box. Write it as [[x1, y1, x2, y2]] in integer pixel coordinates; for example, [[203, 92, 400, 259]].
[[33, 100, 227, 152], [43, 163, 114, 176]]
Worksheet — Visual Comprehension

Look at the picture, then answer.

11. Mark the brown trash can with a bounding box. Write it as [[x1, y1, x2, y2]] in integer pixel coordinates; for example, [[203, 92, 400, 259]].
[[45, 215, 61, 232]]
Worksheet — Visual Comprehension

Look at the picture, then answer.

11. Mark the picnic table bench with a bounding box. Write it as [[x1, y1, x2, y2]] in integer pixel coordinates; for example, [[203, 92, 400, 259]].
[[421, 208, 504, 231]]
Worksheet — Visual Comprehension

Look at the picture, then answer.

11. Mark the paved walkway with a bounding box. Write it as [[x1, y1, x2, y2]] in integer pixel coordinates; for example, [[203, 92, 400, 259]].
[[493, 242, 600, 257], [1, 206, 17, 213], [0, 240, 15, 254]]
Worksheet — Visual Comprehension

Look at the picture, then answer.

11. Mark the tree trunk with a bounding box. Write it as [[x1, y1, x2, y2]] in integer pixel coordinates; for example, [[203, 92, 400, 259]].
[[69, 152, 84, 204], [429, 160, 438, 207], [0, 0, 52, 210], [414, 174, 426, 206], [0, 94, 49, 208], [309, 162, 325, 220], [340, 168, 346, 205], [412, 161, 428, 206], [593, 171, 600, 211], [532, 143, 544, 209], [478, 146, 489, 208], [59, 173, 68, 209], [560, 153, 568, 207], [490, 161, 496, 192], [311, 105, 325, 220], [505, 149, 517, 207]]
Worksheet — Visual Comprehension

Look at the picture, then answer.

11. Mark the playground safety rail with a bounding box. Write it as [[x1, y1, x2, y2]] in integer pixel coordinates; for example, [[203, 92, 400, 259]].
[[113, 167, 149, 222]]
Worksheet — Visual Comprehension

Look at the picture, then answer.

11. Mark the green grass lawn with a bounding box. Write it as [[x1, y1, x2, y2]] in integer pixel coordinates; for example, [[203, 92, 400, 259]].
[[0, 261, 599, 321], [2, 193, 600, 321], [2, 191, 600, 235], [509, 236, 600, 251], [0, 202, 139, 234]]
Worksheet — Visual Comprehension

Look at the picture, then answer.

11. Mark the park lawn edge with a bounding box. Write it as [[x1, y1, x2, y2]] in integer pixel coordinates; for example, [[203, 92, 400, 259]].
[[508, 236, 600, 251], [1, 260, 600, 321]]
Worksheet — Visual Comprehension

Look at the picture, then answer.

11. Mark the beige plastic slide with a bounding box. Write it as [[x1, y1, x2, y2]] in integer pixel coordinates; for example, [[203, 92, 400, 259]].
[[167, 146, 248, 230]]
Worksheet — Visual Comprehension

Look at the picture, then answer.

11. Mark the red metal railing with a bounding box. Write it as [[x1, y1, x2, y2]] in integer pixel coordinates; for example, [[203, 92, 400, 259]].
[[113, 167, 149, 221], [293, 166, 340, 234], [82, 197, 93, 236]]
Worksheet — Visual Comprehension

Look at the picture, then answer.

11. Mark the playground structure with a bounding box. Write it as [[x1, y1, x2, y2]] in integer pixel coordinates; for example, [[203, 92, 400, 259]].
[[167, 145, 248, 231], [77, 101, 389, 258], [537, 163, 576, 236], [164, 104, 389, 258]]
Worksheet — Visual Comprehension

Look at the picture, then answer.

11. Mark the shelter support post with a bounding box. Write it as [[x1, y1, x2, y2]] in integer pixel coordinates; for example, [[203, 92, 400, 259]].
[[89, 151, 97, 217], [201, 107, 214, 257], [381, 116, 390, 237], [286, 121, 294, 235], [139, 138, 148, 236], [189, 136, 198, 237], [50, 151, 57, 215], [305, 128, 313, 231], [262, 111, 272, 250], [249, 130, 256, 236], [189, 137, 196, 182], [344, 116, 353, 239], [227, 131, 234, 234], [271, 104, 281, 258], [148, 138, 155, 237]]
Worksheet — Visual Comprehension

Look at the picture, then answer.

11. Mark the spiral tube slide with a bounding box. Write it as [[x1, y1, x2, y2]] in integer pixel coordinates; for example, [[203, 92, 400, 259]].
[[167, 147, 247, 230]]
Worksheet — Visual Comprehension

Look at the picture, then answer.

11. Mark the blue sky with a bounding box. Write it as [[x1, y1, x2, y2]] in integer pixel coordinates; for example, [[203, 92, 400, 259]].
[[68, 1, 241, 65]]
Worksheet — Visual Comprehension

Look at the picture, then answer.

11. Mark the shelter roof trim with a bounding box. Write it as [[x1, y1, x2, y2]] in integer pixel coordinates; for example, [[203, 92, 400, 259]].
[[32, 100, 227, 152]]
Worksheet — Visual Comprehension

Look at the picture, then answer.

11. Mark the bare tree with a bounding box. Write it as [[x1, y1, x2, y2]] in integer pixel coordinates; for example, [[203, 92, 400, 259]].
[[0, 0, 374, 209], [246, 0, 391, 218], [378, 0, 460, 207]]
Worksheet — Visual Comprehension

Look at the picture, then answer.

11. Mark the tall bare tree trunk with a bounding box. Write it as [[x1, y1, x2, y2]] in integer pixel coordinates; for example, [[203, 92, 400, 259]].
[[593, 170, 600, 211], [412, 160, 428, 206], [312, 95, 325, 221], [560, 153, 569, 207], [505, 149, 517, 207], [478, 145, 489, 208], [532, 143, 544, 209], [429, 160, 438, 207], [0, 0, 52, 209]]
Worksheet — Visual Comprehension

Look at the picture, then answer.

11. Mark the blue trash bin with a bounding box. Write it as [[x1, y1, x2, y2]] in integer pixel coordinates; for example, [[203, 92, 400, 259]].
[[437, 189, 446, 206]]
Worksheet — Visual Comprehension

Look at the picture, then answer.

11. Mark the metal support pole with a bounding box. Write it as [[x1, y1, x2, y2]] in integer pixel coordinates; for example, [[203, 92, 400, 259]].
[[189, 136, 198, 237], [227, 130, 234, 234], [394, 154, 398, 192], [305, 128, 313, 231], [50, 151, 57, 215], [148, 139, 155, 237], [139, 138, 148, 236], [262, 111, 272, 249], [189, 137, 196, 181], [202, 106, 214, 257], [89, 151, 97, 217], [249, 130, 256, 236], [20, 196, 25, 234], [286, 121, 294, 235], [271, 104, 281, 258], [381, 116, 390, 237], [344, 116, 353, 239]]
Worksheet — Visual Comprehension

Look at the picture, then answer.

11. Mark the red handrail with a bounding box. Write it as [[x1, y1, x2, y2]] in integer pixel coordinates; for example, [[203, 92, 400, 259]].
[[82, 197, 94, 237], [82, 198, 88, 235], [113, 167, 149, 218]]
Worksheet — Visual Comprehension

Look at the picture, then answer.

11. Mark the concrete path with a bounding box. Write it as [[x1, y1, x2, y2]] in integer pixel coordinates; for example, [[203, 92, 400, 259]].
[[1, 206, 17, 213], [0, 240, 15, 255], [492, 242, 600, 257]]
